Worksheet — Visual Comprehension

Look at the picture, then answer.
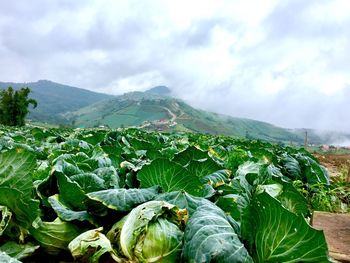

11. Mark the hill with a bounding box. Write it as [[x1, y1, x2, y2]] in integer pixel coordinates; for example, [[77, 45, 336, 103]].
[[145, 86, 172, 96], [0, 80, 113, 123], [65, 89, 304, 143]]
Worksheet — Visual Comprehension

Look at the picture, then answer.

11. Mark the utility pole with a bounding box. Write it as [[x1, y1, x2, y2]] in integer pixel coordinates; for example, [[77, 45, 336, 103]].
[[304, 129, 308, 149]]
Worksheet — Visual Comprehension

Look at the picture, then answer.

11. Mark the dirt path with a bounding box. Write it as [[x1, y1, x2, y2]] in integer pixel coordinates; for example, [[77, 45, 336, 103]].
[[138, 106, 177, 129], [161, 106, 176, 122]]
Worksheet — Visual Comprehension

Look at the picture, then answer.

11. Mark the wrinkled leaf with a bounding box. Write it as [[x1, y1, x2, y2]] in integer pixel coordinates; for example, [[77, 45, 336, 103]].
[[183, 202, 253, 263], [70, 173, 106, 193], [155, 191, 207, 216], [94, 166, 120, 188], [87, 186, 159, 211], [69, 227, 118, 263], [280, 154, 302, 181]]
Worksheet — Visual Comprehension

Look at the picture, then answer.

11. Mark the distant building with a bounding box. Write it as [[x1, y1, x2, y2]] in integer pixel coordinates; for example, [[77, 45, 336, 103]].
[[321, 145, 329, 151]]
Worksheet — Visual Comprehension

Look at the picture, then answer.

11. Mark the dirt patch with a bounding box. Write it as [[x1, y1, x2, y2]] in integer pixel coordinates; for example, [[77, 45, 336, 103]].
[[313, 153, 350, 179], [312, 211, 350, 262]]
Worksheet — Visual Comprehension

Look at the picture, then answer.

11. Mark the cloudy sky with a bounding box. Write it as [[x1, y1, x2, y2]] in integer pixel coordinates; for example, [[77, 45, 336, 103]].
[[0, 0, 349, 131]]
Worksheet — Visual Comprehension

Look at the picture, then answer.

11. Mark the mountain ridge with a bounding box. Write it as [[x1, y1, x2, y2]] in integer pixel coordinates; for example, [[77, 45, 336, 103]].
[[65, 89, 304, 143]]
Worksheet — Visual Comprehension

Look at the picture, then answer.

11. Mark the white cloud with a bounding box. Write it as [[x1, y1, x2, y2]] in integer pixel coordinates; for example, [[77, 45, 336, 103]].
[[106, 71, 166, 94]]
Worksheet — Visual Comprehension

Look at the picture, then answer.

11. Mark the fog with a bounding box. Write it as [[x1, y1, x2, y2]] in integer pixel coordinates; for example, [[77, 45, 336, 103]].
[[0, 0, 349, 131]]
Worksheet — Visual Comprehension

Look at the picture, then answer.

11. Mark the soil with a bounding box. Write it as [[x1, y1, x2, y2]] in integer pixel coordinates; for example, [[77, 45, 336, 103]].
[[313, 152, 350, 180], [312, 211, 350, 262]]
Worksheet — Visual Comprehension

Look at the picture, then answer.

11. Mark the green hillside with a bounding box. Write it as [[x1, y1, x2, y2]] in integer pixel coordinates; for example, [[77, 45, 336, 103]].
[[0, 80, 113, 123], [65, 92, 171, 127], [65, 90, 304, 143]]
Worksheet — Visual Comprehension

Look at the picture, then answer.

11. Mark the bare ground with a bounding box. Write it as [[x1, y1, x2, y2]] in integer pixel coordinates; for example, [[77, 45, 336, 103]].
[[313, 153, 350, 180]]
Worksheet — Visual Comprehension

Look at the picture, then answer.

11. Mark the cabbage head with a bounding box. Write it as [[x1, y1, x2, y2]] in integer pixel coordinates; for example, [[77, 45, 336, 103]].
[[107, 200, 187, 262]]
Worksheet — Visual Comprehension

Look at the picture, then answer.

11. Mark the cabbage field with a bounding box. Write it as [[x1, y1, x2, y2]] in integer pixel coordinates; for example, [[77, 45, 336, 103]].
[[0, 126, 348, 262]]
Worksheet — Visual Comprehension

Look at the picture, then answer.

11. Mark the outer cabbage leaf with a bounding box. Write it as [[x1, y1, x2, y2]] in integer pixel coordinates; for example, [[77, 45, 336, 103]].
[[0, 252, 21, 263], [31, 127, 55, 140], [48, 194, 92, 222], [155, 191, 208, 216], [55, 172, 87, 210], [183, 202, 253, 263], [87, 186, 159, 211], [77, 131, 106, 145], [215, 194, 242, 221], [294, 153, 329, 184], [236, 161, 260, 178], [280, 154, 302, 181], [90, 147, 113, 168], [172, 146, 208, 166], [186, 158, 223, 178], [34, 173, 58, 207], [216, 175, 253, 222], [94, 166, 119, 188], [248, 192, 329, 262], [0, 241, 39, 260], [256, 183, 283, 198], [59, 139, 92, 152], [53, 160, 83, 176], [200, 169, 230, 187], [70, 172, 106, 193], [236, 161, 270, 186], [0, 149, 40, 228], [275, 180, 309, 215], [137, 159, 203, 196], [101, 145, 123, 168], [30, 217, 83, 255]]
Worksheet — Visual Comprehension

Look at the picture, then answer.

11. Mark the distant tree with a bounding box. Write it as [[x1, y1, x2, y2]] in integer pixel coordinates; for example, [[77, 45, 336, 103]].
[[0, 87, 37, 126], [0, 87, 14, 125]]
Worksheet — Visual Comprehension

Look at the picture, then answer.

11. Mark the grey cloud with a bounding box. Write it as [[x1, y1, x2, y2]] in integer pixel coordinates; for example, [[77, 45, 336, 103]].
[[0, 0, 349, 132], [86, 16, 152, 51], [264, 0, 350, 45], [184, 18, 223, 47]]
